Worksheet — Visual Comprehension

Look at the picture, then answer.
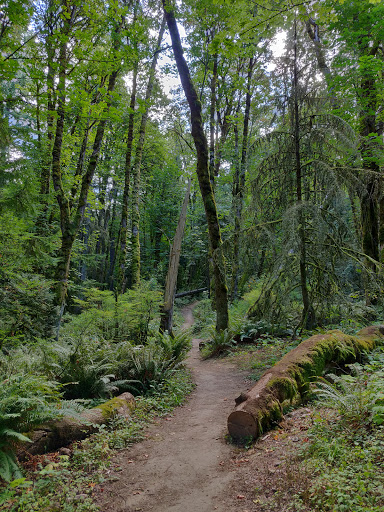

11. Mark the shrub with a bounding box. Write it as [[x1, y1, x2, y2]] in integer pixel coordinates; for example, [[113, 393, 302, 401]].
[[47, 339, 127, 400], [312, 361, 384, 428], [0, 273, 56, 347]]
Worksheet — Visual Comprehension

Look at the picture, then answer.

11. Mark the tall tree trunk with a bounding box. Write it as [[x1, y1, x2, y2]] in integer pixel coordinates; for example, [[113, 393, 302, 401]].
[[35, 0, 57, 236], [51, 0, 73, 312], [293, 21, 315, 330], [230, 58, 254, 301], [305, 18, 337, 108], [359, 59, 380, 268], [117, 63, 138, 293], [102, 183, 118, 289], [69, 117, 92, 207], [56, 66, 120, 303], [160, 179, 191, 334], [41, 0, 56, 198], [131, 16, 166, 286], [209, 53, 218, 185], [116, 0, 140, 294], [162, 0, 229, 331]]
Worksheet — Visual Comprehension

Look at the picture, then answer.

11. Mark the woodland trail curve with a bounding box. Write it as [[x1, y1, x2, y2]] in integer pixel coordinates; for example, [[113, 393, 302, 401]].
[[94, 303, 252, 512]]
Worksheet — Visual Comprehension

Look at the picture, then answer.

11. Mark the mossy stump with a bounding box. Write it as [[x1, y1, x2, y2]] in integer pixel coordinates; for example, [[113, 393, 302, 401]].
[[20, 392, 135, 458], [228, 325, 384, 441]]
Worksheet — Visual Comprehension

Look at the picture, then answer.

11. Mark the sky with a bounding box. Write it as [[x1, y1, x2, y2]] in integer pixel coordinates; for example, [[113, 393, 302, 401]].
[[158, 30, 287, 97]]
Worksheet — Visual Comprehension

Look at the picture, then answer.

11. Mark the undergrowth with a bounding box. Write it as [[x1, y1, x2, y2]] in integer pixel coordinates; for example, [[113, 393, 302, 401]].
[[0, 370, 194, 511], [228, 335, 302, 381], [278, 347, 384, 512]]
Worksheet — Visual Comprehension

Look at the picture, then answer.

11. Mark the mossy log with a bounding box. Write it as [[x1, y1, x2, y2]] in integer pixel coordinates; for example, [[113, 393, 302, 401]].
[[19, 392, 135, 458], [227, 326, 384, 441]]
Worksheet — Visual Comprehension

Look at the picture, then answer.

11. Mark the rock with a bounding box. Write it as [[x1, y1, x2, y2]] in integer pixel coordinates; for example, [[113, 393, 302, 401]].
[[59, 447, 71, 456]]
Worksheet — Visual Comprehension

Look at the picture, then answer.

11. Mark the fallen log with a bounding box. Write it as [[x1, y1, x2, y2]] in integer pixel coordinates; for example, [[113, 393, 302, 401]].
[[175, 287, 208, 299], [19, 392, 135, 458], [227, 325, 384, 441]]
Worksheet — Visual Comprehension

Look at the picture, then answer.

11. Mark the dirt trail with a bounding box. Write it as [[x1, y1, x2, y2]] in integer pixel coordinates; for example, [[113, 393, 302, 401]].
[[95, 304, 252, 512]]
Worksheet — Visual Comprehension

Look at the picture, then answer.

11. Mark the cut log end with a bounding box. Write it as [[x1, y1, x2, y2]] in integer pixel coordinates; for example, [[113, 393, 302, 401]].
[[227, 410, 257, 440]]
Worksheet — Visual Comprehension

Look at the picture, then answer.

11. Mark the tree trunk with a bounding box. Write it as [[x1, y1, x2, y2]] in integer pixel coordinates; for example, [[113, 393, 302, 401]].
[[160, 179, 191, 334], [163, 0, 229, 331], [293, 21, 315, 330], [117, 65, 137, 293], [209, 54, 218, 185], [231, 58, 254, 301], [131, 16, 166, 286], [116, 0, 140, 294], [51, 0, 73, 310], [305, 18, 337, 108], [40, 0, 56, 198], [359, 68, 380, 267], [306, 17, 381, 297]]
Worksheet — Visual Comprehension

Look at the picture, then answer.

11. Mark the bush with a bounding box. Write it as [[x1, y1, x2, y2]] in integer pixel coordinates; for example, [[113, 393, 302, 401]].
[[115, 343, 178, 395], [43, 338, 129, 400], [312, 360, 384, 428], [0, 273, 56, 347]]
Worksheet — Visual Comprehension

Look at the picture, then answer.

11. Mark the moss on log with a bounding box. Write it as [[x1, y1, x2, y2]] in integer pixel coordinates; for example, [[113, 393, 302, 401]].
[[20, 392, 135, 458], [227, 325, 384, 441]]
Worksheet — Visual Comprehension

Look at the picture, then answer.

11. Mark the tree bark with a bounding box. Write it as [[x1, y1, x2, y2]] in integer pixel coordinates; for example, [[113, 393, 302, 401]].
[[163, 0, 229, 331], [117, 65, 137, 293], [306, 16, 381, 296], [305, 18, 337, 109], [160, 179, 191, 334], [116, 0, 140, 294], [209, 53, 218, 185]]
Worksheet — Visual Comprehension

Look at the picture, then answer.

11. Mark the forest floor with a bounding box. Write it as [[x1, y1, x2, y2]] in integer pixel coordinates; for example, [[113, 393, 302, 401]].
[[94, 304, 312, 512]]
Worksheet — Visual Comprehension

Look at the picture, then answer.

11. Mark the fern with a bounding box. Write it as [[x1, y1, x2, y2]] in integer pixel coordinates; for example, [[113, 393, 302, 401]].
[[115, 344, 177, 395], [156, 330, 192, 364], [0, 374, 61, 482], [202, 327, 237, 358], [313, 361, 384, 428]]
